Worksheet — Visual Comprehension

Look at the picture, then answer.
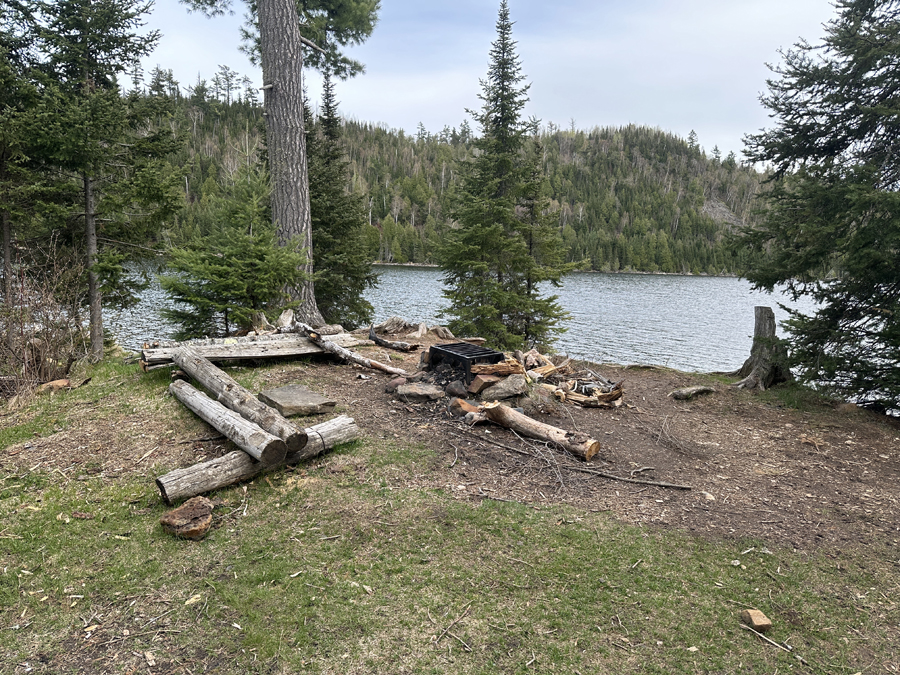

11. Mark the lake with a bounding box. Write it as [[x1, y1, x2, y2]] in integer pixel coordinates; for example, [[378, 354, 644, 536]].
[[107, 265, 814, 373]]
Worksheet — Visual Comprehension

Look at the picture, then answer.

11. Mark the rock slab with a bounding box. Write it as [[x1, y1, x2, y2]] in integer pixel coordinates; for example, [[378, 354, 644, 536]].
[[258, 384, 336, 417], [740, 608, 773, 632], [160, 496, 214, 540], [395, 383, 445, 402], [480, 374, 528, 400]]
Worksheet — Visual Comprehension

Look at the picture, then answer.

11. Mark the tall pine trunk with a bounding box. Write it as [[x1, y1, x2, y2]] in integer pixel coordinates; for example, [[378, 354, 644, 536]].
[[84, 173, 103, 361], [2, 208, 12, 353], [257, 0, 324, 326]]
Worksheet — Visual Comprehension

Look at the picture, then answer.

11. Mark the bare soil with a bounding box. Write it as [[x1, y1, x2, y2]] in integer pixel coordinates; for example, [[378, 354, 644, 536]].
[[5, 335, 900, 553]]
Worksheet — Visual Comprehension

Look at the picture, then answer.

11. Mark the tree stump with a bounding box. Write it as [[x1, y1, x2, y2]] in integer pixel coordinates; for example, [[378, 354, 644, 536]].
[[732, 306, 793, 391]]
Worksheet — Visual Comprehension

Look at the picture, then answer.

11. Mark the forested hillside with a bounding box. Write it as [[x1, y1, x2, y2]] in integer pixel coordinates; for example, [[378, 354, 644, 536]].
[[128, 68, 766, 275]]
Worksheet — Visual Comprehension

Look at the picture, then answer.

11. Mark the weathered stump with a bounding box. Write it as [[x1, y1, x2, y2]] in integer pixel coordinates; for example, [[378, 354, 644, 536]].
[[732, 306, 793, 391]]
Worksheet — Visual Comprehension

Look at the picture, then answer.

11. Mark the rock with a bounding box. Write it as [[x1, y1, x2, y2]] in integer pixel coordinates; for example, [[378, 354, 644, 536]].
[[419, 349, 431, 370], [526, 369, 543, 381], [480, 374, 528, 400], [405, 322, 428, 339], [467, 374, 502, 395], [160, 497, 214, 540], [258, 384, 336, 416], [395, 383, 445, 402], [464, 411, 488, 425], [314, 324, 344, 335], [428, 325, 454, 339], [741, 609, 773, 632], [445, 380, 468, 398], [406, 371, 428, 383], [373, 316, 416, 334], [670, 386, 716, 400], [385, 377, 407, 393]]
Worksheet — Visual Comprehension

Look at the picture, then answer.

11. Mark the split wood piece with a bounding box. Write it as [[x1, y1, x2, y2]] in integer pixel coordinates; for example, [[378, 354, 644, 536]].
[[169, 380, 287, 466], [468, 374, 502, 395], [538, 382, 623, 407], [531, 363, 558, 377], [448, 397, 481, 417], [140, 333, 367, 370], [669, 385, 716, 401], [731, 306, 793, 391], [481, 402, 601, 461], [306, 330, 409, 377], [172, 348, 307, 453], [368, 325, 420, 352], [470, 359, 526, 377], [155, 415, 359, 504]]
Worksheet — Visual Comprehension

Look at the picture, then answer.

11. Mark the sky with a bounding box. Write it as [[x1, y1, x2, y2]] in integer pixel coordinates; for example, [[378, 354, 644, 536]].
[[142, 0, 839, 157]]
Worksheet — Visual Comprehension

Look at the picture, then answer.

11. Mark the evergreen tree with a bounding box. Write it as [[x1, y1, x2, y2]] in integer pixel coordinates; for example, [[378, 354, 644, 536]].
[[738, 0, 900, 411], [160, 165, 306, 338], [306, 73, 375, 328], [35, 0, 182, 359], [438, 0, 573, 350]]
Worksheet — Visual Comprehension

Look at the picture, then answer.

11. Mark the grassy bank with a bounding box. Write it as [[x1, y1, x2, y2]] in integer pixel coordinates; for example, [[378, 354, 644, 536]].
[[1, 358, 898, 673]]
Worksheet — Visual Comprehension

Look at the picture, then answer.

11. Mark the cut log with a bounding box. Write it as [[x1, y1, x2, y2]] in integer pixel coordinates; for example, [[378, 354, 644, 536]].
[[470, 359, 526, 377], [155, 415, 359, 504], [169, 379, 286, 466], [368, 325, 420, 352], [306, 330, 409, 377], [481, 402, 601, 461], [172, 348, 307, 453], [731, 306, 793, 391], [140, 332, 368, 369]]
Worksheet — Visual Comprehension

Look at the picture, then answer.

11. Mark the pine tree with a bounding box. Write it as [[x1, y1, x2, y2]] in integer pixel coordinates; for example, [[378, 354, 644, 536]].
[[738, 0, 900, 411], [438, 0, 574, 350], [160, 165, 306, 338], [307, 73, 375, 328]]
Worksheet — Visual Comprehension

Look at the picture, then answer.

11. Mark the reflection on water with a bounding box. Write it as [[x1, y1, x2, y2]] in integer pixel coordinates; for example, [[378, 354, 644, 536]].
[[107, 264, 814, 373]]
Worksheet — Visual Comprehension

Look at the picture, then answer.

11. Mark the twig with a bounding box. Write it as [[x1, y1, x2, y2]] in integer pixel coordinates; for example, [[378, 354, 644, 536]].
[[134, 446, 159, 465], [449, 442, 459, 469], [739, 624, 809, 666], [447, 630, 472, 652], [629, 466, 654, 476], [507, 557, 534, 568], [562, 465, 691, 490], [436, 602, 472, 644]]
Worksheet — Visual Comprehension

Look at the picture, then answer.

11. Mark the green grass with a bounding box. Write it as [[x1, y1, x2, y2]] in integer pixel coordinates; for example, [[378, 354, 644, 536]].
[[1, 459, 898, 674], [1, 357, 898, 673]]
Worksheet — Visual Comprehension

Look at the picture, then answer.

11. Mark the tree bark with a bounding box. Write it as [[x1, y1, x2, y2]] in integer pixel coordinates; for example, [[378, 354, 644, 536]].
[[169, 379, 287, 466], [732, 306, 793, 391], [481, 402, 601, 461], [172, 348, 308, 453], [257, 0, 324, 326], [155, 414, 359, 504], [84, 173, 103, 361]]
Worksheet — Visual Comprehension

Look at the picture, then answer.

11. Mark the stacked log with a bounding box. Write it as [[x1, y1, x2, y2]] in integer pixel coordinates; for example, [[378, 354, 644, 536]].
[[156, 415, 360, 504]]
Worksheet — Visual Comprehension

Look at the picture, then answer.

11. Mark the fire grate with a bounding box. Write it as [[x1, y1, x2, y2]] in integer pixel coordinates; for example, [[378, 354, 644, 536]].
[[430, 342, 505, 384]]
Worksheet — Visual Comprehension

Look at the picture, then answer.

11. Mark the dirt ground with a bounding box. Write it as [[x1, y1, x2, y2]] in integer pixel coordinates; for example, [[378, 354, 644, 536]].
[[5, 333, 900, 553]]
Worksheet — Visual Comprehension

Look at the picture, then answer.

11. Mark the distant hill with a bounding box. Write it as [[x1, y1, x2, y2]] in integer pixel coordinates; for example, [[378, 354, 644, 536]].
[[158, 72, 763, 275]]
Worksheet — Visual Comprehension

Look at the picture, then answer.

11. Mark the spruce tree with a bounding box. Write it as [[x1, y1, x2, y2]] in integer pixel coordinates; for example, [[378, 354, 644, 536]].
[[306, 73, 376, 328], [738, 0, 900, 411], [438, 0, 575, 350]]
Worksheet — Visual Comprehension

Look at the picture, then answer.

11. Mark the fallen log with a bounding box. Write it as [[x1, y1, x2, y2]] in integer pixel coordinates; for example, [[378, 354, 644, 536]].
[[172, 348, 307, 453], [669, 385, 716, 400], [169, 379, 286, 466], [368, 325, 420, 352], [306, 330, 409, 377], [155, 415, 359, 504], [480, 402, 601, 461]]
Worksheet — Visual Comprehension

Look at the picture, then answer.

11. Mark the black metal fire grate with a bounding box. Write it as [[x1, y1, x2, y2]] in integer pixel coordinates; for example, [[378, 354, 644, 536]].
[[430, 342, 505, 384]]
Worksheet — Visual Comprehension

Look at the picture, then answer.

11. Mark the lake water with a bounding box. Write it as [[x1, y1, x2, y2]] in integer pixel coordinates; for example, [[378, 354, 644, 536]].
[[107, 265, 814, 373]]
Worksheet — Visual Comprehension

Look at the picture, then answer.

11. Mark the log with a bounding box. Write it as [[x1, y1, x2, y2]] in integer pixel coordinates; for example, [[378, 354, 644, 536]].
[[172, 348, 308, 453], [669, 385, 716, 400], [480, 402, 601, 461], [140, 332, 369, 369], [169, 379, 286, 466], [368, 325, 420, 352], [155, 415, 359, 504], [731, 306, 793, 391], [470, 359, 526, 377], [307, 330, 409, 377]]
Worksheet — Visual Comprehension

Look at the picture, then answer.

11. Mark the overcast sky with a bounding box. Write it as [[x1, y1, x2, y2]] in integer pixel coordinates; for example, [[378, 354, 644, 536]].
[[142, 0, 838, 157]]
